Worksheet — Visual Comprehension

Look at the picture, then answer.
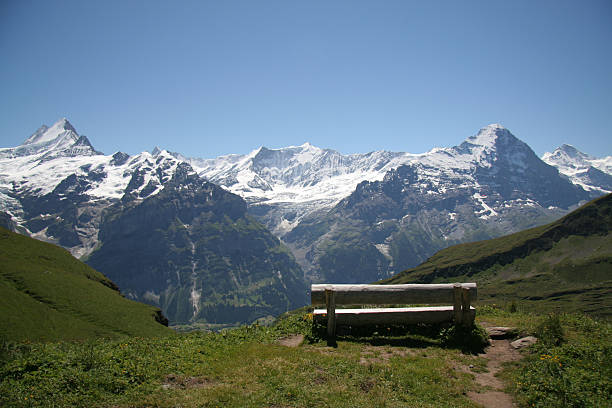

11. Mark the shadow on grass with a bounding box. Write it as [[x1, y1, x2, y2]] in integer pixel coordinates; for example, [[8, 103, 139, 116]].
[[314, 323, 489, 354], [341, 335, 439, 348]]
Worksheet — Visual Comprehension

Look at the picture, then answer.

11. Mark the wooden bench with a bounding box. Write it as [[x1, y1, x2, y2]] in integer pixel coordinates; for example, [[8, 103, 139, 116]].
[[311, 283, 477, 341]]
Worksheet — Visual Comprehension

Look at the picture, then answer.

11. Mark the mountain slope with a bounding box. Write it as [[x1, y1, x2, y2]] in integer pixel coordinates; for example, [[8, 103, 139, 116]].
[[0, 226, 171, 342], [283, 124, 592, 283], [86, 163, 308, 325], [382, 193, 612, 317]]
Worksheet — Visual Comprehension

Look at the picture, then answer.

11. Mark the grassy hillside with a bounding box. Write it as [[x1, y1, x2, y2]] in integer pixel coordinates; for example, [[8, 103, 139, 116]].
[[382, 194, 612, 318], [0, 226, 172, 342]]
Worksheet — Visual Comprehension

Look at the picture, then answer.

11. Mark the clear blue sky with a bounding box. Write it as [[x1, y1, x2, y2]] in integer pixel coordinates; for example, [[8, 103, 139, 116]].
[[1, 0, 611, 158]]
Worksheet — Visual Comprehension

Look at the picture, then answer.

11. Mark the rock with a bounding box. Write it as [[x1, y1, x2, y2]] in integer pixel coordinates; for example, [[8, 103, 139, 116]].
[[485, 327, 518, 339], [0, 212, 16, 231], [511, 336, 538, 349]]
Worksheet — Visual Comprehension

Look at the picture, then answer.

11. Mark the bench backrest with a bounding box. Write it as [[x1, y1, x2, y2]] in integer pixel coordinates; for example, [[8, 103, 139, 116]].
[[311, 283, 478, 306]]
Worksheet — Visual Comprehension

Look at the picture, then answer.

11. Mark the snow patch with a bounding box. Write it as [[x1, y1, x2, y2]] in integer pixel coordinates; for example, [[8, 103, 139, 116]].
[[375, 243, 392, 259], [143, 291, 161, 304], [473, 193, 498, 219]]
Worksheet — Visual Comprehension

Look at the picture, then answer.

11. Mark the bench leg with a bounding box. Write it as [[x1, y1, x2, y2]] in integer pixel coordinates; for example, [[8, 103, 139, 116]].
[[325, 289, 336, 345], [461, 287, 473, 328], [453, 284, 463, 325]]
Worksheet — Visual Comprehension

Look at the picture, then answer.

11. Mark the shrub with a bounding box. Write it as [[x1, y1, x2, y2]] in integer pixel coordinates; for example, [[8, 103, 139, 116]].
[[536, 314, 565, 346], [438, 323, 490, 354]]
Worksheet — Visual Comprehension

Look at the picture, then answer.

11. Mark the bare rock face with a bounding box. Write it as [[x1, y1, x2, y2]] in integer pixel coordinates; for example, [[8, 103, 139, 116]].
[[511, 336, 538, 349]]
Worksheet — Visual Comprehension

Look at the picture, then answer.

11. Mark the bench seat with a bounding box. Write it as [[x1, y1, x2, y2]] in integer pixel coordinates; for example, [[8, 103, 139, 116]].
[[313, 305, 476, 326]]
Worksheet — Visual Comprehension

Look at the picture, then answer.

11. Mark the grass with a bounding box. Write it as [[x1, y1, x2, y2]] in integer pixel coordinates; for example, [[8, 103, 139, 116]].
[[0, 226, 171, 342], [3, 306, 608, 407], [0, 310, 488, 408], [497, 312, 611, 407]]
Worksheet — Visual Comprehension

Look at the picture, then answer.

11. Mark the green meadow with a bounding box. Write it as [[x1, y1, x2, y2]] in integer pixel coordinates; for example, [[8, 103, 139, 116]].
[[1, 307, 610, 407]]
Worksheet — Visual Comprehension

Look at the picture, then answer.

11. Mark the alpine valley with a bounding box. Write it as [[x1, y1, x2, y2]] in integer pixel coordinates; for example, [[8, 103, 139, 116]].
[[1, 118, 610, 325]]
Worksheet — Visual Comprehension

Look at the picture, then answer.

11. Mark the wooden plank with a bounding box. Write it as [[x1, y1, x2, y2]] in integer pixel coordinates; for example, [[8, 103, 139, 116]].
[[313, 306, 476, 326], [311, 283, 478, 306]]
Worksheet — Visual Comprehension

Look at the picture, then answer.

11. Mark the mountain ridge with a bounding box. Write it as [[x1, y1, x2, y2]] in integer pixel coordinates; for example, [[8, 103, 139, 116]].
[[2, 119, 609, 240], [1, 118, 610, 323]]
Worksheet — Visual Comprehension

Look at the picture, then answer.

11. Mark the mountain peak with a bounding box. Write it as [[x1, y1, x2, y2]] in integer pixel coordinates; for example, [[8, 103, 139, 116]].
[[543, 144, 592, 163], [463, 123, 518, 150], [557, 144, 591, 159], [542, 144, 593, 170], [23, 117, 78, 145], [476, 123, 509, 137], [293, 142, 324, 152], [55, 117, 76, 133], [451, 124, 538, 172], [483, 123, 506, 131]]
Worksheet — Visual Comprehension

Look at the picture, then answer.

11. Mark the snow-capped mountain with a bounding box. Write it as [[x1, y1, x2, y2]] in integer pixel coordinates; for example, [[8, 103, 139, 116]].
[[186, 144, 415, 234], [191, 143, 408, 202], [186, 124, 604, 236], [2, 119, 607, 261], [0, 118, 185, 257], [542, 144, 612, 193], [0, 118, 101, 161], [281, 124, 595, 282], [0, 118, 308, 325], [5, 115, 608, 328]]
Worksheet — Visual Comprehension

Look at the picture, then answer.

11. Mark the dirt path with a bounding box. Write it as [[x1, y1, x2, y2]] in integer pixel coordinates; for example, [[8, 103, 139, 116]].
[[277, 334, 304, 347], [279, 328, 524, 407], [467, 324, 524, 408]]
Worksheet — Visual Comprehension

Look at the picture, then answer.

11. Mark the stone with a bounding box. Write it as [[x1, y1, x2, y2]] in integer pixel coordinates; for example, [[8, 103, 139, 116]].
[[485, 327, 518, 339], [510, 336, 538, 349]]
